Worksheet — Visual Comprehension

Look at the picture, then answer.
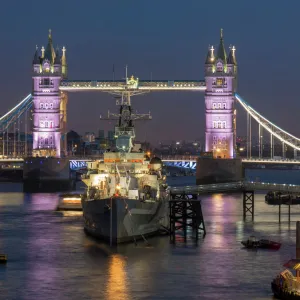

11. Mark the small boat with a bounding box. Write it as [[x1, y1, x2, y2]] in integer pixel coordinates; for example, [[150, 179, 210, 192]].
[[56, 193, 82, 211], [241, 236, 281, 250]]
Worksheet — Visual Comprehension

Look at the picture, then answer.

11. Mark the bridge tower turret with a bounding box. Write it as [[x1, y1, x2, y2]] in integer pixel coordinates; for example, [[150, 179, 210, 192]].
[[32, 30, 66, 158], [204, 29, 238, 158]]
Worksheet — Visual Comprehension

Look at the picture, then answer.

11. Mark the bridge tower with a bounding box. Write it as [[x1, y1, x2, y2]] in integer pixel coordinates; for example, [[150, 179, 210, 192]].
[[204, 29, 237, 158], [32, 30, 68, 157]]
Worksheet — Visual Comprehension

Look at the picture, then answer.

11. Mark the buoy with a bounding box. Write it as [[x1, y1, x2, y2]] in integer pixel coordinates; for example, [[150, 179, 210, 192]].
[[0, 254, 7, 263]]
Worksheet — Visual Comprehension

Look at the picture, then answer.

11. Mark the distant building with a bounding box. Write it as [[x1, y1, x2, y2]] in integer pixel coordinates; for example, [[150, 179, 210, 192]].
[[67, 130, 81, 155], [98, 130, 105, 139], [84, 132, 95, 143], [107, 130, 114, 141]]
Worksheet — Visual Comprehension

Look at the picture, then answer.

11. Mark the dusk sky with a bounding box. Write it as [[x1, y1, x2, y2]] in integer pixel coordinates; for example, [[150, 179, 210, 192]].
[[0, 0, 299, 145]]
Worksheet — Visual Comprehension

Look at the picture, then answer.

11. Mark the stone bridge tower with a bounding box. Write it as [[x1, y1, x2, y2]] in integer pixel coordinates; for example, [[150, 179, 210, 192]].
[[32, 30, 68, 157], [204, 29, 237, 158]]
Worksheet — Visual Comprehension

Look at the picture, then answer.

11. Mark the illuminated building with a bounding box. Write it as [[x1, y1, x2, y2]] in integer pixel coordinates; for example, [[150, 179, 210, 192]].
[[32, 30, 68, 157], [204, 29, 237, 158]]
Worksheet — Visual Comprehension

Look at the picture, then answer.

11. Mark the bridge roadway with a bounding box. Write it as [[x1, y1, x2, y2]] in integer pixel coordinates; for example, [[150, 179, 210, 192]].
[[160, 156, 300, 164], [1, 157, 300, 171], [169, 181, 300, 195]]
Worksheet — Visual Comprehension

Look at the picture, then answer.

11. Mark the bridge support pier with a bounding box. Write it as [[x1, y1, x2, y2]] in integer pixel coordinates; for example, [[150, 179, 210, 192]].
[[169, 193, 206, 243], [243, 190, 254, 221]]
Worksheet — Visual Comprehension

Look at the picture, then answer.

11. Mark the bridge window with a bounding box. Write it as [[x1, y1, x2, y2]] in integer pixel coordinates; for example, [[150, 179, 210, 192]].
[[218, 121, 222, 128], [40, 103, 44, 109], [223, 103, 226, 109], [49, 103, 53, 109], [45, 121, 48, 128], [213, 121, 217, 128], [40, 137, 44, 145], [45, 138, 48, 145], [40, 121, 44, 128], [41, 78, 50, 86], [216, 78, 223, 86], [222, 121, 226, 128], [50, 121, 53, 128], [45, 103, 49, 109], [218, 103, 222, 109], [213, 141, 217, 145], [213, 136, 217, 140], [212, 103, 217, 109]]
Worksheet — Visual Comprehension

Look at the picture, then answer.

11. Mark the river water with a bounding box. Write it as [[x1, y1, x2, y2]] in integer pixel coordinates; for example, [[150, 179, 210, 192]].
[[0, 171, 300, 300]]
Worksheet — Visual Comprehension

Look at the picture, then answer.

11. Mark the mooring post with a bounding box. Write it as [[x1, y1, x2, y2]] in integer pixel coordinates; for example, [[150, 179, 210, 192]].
[[279, 204, 281, 223], [288, 204, 291, 224], [183, 200, 187, 242], [169, 200, 172, 243], [296, 222, 300, 278], [297, 222, 300, 259], [243, 191, 246, 220]]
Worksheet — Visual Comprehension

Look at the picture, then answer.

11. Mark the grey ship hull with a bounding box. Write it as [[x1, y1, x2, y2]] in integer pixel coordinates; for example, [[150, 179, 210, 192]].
[[82, 197, 169, 244]]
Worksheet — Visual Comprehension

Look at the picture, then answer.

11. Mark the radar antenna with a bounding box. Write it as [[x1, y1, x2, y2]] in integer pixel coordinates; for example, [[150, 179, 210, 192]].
[[100, 80, 152, 153]]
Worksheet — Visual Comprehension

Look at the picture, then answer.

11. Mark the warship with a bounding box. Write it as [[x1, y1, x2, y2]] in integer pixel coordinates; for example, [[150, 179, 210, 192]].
[[81, 77, 169, 244]]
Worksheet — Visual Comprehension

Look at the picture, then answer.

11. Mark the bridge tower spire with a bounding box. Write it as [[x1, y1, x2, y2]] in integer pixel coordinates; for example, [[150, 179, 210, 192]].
[[32, 30, 67, 158], [204, 29, 238, 158]]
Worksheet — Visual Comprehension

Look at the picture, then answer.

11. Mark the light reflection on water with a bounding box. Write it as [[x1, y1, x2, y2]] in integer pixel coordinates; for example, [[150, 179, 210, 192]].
[[106, 255, 129, 300], [1, 180, 300, 299]]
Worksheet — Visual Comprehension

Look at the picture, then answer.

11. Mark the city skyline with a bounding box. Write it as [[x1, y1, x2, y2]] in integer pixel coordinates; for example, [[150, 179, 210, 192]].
[[0, 0, 299, 144]]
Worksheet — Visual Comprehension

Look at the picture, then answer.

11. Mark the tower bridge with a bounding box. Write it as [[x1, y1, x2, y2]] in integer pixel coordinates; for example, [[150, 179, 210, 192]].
[[0, 29, 299, 163]]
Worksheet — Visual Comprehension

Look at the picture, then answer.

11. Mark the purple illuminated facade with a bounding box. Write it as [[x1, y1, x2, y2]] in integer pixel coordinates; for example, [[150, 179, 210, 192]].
[[205, 30, 237, 159], [32, 30, 67, 157]]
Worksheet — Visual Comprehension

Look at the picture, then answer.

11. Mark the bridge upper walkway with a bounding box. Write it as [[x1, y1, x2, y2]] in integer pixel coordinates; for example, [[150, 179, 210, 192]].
[[59, 80, 206, 91]]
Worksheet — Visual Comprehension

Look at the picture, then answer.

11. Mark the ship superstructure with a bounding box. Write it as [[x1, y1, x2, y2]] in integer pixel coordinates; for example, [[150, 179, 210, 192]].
[[81, 76, 169, 244]]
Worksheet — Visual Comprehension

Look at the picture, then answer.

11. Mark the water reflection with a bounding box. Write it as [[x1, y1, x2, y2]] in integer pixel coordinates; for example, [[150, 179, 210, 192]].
[[106, 254, 130, 300], [28, 193, 59, 211], [0, 192, 24, 206]]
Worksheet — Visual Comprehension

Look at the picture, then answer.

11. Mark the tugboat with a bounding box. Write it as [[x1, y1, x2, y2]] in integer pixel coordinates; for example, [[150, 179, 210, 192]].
[[81, 80, 169, 244], [241, 236, 281, 250], [271, 259, 300, 299]]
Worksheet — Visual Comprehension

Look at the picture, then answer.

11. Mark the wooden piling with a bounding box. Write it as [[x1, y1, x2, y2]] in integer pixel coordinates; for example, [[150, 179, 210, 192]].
[[279, 204, 281, 223], [243, 190, 254, 220], [169, 193, 206, 244], [296, 221, 300, 259]]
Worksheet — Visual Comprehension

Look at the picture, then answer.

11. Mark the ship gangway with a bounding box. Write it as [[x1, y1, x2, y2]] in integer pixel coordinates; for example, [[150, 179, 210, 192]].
[[169, 181, 300, 223]]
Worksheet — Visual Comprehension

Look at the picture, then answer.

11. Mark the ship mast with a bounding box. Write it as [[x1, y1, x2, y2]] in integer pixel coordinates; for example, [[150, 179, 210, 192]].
[[101, 75, 152, 153]]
